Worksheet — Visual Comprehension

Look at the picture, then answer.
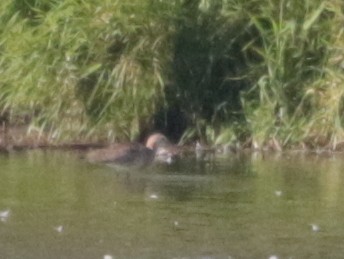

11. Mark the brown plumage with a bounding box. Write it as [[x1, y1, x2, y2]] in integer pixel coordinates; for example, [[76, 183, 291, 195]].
[[86, 133, 175, 168]]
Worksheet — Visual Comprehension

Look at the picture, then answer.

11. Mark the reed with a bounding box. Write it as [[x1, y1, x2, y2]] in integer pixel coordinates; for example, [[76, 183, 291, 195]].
[[0, 0, 176, 141], [239, 0, 344, 148], [188, 0, 344, 148], [0, 0, 343, 148]]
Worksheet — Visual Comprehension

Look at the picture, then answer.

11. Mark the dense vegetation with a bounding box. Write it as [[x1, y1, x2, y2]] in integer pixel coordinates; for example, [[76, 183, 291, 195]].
[[0, 0, 343, 149]]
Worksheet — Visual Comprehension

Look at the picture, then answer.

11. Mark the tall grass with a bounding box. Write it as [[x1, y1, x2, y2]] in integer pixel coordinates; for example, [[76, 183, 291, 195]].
[[0, 0, 343, 147], [0, 0, 176, 141], [182, 0, 344, 148], [239, 0, 344, 148]]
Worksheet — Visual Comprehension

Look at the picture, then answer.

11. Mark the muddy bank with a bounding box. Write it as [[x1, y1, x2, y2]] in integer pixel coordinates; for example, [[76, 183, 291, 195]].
[[0, 126, 105, 152], [1, 125, 344, 155]]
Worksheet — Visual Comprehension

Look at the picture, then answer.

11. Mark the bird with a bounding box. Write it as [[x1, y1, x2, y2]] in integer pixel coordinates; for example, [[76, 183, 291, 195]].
[[147, 133, 180, 164], [86, 133, 177, 168]]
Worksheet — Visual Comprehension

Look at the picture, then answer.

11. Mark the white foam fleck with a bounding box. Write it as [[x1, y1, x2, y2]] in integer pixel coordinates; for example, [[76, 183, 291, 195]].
[[0, 209, 10, 222], [54, 225, 64, 233], [310, 224, 320, 232], [149, 194, 158, 199], [275, 190, 282, 196]]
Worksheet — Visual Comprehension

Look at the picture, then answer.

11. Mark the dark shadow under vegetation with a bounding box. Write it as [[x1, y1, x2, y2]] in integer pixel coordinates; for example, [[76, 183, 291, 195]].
[[155, 0, 259, 143]]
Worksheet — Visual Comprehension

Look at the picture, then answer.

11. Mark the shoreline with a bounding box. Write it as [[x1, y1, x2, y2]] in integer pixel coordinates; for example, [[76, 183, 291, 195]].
[[1, 125, 344, 155]]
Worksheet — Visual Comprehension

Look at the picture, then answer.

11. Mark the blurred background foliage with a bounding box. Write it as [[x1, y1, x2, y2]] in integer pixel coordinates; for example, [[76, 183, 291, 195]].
[[0, 0, 343, 147]]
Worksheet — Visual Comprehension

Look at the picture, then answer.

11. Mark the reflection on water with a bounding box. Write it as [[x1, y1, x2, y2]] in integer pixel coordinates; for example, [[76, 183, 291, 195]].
[[0, 150, 344, 258]]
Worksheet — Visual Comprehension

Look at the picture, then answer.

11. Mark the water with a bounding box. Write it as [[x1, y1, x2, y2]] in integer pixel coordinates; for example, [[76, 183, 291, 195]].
[[0, 150, 344, 258]]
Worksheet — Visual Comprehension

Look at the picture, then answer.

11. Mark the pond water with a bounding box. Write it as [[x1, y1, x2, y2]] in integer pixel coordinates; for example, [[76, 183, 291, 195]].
[[0, 150, 344, 259]]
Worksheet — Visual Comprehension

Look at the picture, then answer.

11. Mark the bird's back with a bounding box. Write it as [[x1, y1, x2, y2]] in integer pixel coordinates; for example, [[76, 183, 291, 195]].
[[86, 143, 155, 168]]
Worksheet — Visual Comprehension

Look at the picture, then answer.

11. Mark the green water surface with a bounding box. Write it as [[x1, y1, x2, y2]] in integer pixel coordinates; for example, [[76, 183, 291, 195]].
[[0, 150, 344, 259]]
